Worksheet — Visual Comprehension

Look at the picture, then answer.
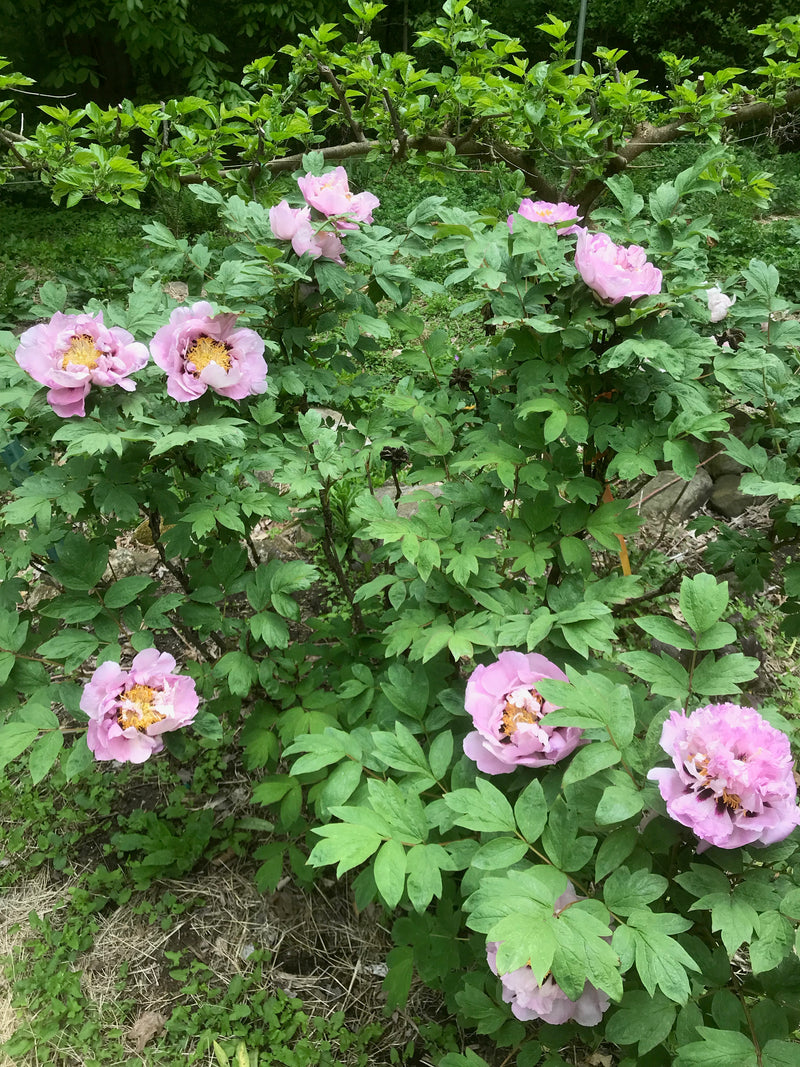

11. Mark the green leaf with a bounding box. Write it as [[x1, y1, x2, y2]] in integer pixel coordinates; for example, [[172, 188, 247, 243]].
[[0, 722, 40, 770], [406, 844, 447, 912], [36, 630, 99, 670], [621, 910, 699, 1003], [750, 911, 794, 974], [690, 653, 758, 696], [48, 533, 109, 591], [604, 867, 668, 915], [104, 575, 154, 609], [618, 650, 689, 698], [213, 652, 258, 698], [541, 797, 596, 872], [192, 711, 223, 741], [562, 742, 621, 788], [693, 891, 757, 957], [445, 778, 516, 833], [63, 737, 94, 781], [762, 1040, 800, 1067], [605, 990, 677, 1055], [595, 783, 645, 824], [635, 615, 694, 650], [28, 730, 63, 784], [595, 827, 638, 882], [383, 945, 414, 1011], [373, 838, 407, 909], [675, 1027, 758, 1067], [514, 779, 547, 842], [308, 823, 383, 876], [455, 985, 508, 1036], [679, 573, 728, 633], [470, 837, 528, 870], [429, 731, 454, 780]]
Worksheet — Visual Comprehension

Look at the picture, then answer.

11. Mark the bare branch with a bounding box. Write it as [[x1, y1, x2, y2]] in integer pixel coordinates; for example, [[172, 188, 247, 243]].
[[318, 63, 366, 143]]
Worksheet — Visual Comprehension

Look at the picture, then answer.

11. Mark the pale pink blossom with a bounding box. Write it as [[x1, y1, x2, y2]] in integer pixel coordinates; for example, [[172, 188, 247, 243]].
[[487, 884, 611, 1025], [648, 703, 800, 851], [297, 167, 380, 226], [14, 311, 148, 418], [707, 286, 736, 322], [463, 651, 582, 774], [81, 649, 199, 763], [574, 230, 662, 304], [508, 199, 582, 235], [150, 301, 268, 402], [269, 200, 345, 262]]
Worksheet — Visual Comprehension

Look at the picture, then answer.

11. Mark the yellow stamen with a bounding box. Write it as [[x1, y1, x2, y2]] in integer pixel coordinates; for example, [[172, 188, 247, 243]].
[[187, 335, 232, 374], [118, 684, 165, 732], [62, 333, 101, 370], [721, 789, 741, 810], [501, 692, 543, 736]]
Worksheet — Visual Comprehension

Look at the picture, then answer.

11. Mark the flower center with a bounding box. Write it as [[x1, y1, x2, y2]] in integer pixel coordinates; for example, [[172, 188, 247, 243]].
[[117, 683, 166, 732], [62, 333, 101, 370], [721, 788, 742, 811], [501, 687, 544, 736], [688, 753, 745, 812], [186, 335, 232, 375]]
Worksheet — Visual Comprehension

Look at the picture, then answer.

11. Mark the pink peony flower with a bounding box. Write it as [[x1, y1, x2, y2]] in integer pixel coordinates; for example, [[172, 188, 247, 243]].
[[487, 884, 611, 1025], [463, 651, 582, 774], [707, 286, 736, 323], [14, 311, 149, 418], [150, 300, 268, 402], [297, 167, 380, 226], [648, 703, 800, 851], [508, 199, 582, 235], [574, 230, 662, 304], [269, 200, 345, 262], [81, 648, 200, 763]]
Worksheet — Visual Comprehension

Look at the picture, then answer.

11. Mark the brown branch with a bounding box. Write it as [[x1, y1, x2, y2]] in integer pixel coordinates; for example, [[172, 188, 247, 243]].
[[0, 127, 34, 169], [381, 89, 407, 157], [318, 63, 366, 143], [578, 87, 800, 215]]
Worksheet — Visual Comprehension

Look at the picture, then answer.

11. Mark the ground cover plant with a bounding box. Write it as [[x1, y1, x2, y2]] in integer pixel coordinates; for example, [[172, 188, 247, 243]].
[[2, 4, 800, 1065]]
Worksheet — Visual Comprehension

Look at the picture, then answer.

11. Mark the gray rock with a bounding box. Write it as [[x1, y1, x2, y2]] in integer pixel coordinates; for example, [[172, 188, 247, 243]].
[[710, 474, 754, 519], [705, 450, 745, 479], [632, 468, 713, 520]]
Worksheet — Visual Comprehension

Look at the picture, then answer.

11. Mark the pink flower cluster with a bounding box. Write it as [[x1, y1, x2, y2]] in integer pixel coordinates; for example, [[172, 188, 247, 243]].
[[463, 651, 582, 774], [487, 883, 611, 1025], [269, 166, 380, 262], [14, 311, 149, 418], [15, 303, 268, 414], [81, 649, 199, 763], [648, 703, 800, 851], [508, 199, 582, 236], [574, 230, 662, 304]]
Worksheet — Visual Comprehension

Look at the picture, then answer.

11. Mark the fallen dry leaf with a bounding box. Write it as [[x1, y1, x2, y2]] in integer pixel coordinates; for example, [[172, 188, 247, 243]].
[[125, 1010, 167, 1053]]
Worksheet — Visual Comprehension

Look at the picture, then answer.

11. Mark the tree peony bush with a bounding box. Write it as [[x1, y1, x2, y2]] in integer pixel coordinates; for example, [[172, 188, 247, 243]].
[[574, 230, 662, 304], [3, 142, 800, 1067], [150, 301, 268, 402], [81, 649, 200, 763], [14, 311, 149, 417], [648, 703, 800, 850], [463, 651, 582, 773]]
